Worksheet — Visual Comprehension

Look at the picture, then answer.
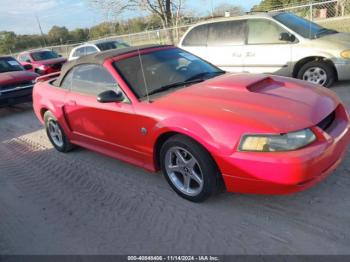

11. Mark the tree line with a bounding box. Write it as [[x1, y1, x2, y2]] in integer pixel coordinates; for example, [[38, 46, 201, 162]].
[[0, 15, 168, 55], [0, 1, 246, 55]]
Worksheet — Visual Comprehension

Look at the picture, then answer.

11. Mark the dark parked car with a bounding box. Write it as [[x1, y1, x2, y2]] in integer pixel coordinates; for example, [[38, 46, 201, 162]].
[[0, 56, 38, 106]]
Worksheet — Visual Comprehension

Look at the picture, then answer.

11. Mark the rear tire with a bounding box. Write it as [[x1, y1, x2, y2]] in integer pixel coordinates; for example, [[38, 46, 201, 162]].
[[297, 61, 335, 87], [160, 135, 221, 202], [44, 111, 74, 153]]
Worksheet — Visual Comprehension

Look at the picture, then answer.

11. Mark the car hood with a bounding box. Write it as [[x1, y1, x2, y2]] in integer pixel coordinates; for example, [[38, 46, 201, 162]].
[[317, 32, 350, 47], [153, 74, 339, 133], [33, 57, 66, 65], [0, 71, 38, 86]]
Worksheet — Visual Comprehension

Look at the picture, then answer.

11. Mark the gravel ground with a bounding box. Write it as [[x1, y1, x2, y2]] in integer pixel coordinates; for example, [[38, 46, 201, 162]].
[[0, 81, 350, 255]]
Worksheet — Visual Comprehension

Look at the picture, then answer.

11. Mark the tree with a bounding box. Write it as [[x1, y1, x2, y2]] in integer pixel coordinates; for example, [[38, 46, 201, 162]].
[[0, 31, 16, 54], [47, 26, 70, 44], [89, 22, 117, 39], [89, 0, 185, 43], [251, 0, 303, 12], [70, 28, 89, 42]]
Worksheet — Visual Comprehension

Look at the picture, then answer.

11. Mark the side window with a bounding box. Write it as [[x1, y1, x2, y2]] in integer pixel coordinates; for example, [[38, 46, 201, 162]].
[[73, 47, 85, 57], [182, 24, 208, 46], [248, 19, 288, 44], [71, 64, 119, 96], [207, 20, 246, 46], [85, 46, 98, 55], [19, 54, 30, 62]]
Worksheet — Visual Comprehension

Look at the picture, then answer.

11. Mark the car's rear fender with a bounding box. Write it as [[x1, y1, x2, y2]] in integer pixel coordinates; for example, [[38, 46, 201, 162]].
[[33, 82, 71, 134]]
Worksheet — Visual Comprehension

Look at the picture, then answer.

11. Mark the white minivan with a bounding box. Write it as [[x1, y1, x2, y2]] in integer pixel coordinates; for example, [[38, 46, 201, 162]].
[[179, 12, 350, 87]]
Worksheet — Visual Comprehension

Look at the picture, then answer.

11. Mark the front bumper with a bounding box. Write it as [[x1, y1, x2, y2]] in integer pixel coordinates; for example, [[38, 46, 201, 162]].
[[0, 86, 33, 107], [334, 60, 350, 81], [36, 67, 61, 76], [216, 105, 350, 194]]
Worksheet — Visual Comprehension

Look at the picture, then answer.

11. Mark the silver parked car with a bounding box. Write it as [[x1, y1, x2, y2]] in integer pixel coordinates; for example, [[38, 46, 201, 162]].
[[179, 12, 350, 87], [69, 40, 129, 61]]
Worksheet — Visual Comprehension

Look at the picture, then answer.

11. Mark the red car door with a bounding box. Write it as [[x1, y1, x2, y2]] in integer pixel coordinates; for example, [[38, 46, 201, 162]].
[[63, 64, 146, 166]]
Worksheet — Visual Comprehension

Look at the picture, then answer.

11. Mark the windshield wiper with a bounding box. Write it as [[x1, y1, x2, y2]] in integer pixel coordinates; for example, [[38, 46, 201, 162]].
[[148, 78, 205, 96], [185, 71, 225, 82]]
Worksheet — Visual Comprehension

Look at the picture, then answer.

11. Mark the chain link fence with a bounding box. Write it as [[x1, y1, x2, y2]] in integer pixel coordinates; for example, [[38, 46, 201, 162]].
[[42, 24, 192, 58], [269, 0, 350, 32], [19, 0, 350, 58]]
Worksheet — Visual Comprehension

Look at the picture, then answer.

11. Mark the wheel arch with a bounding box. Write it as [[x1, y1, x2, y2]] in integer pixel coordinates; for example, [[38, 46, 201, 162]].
[[153, 130, 221, 174], [292, 56, 338, 80]]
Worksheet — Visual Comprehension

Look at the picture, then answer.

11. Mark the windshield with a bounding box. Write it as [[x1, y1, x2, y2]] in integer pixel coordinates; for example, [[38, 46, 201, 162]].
[[31, 50, 59, 61], [113, 48, 224, 99], [0, 57, 24, 73], [273, 13, 337, 39], [96, 41, 129, 51]]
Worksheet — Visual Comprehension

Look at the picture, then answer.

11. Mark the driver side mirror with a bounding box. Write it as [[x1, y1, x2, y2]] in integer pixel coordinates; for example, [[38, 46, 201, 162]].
[[279, 32, 296, 42], [97, 90, 124, 103], [23, 64, 33, 70]]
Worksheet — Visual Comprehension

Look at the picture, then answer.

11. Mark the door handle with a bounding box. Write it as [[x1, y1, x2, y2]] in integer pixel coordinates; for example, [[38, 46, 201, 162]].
[[67, 100, 76, 106]]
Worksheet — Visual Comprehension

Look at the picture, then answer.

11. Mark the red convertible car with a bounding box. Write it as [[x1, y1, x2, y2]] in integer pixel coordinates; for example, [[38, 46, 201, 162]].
[[33, 45, 350, 202]]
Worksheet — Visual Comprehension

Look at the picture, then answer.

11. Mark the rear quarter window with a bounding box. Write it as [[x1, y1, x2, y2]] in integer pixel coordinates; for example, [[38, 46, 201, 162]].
[[182, 24, 208, 46]]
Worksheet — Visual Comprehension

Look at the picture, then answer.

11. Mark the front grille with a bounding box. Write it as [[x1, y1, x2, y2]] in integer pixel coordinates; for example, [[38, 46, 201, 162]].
[[0, 81, 33, 91], [317, 111, 335, 131]]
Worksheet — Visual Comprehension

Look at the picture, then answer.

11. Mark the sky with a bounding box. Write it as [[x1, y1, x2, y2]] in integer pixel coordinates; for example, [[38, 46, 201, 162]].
[[0, 0, 260, 35]]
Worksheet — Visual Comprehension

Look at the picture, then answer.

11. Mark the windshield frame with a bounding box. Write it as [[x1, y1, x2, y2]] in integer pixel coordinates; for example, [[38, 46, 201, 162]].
[[112, 47, 224, 101]]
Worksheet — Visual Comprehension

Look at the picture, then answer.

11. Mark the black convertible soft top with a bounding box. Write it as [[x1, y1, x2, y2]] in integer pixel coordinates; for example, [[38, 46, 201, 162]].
[[55, 44, 172, 86]]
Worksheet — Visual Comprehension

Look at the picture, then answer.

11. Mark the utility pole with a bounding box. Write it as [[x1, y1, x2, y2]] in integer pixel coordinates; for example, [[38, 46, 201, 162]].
[[35, 15, 47, 47]]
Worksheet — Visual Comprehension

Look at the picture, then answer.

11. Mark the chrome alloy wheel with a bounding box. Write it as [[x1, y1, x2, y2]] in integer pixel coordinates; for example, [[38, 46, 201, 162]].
[[302, 67, 328, 86], [164, 146, 204, 196], [48, 120, 64, 147]]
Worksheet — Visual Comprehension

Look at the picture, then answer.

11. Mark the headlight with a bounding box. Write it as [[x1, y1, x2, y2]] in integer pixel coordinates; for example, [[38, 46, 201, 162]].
[[38, 65, 48, 70], [239, 129, 316, 152], [340, 50, 350, 59]]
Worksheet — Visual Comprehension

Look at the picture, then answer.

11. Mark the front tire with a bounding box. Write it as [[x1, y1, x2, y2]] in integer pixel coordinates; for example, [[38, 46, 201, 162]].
[[44, 111, 74, 153], [297, 61, 335, 87], [160, 135, 221, 202]]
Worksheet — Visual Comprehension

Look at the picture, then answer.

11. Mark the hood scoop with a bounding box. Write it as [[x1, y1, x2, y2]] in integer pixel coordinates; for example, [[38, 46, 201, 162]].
[[204, 74, 284, 92], [246, 77, 285, 93]]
